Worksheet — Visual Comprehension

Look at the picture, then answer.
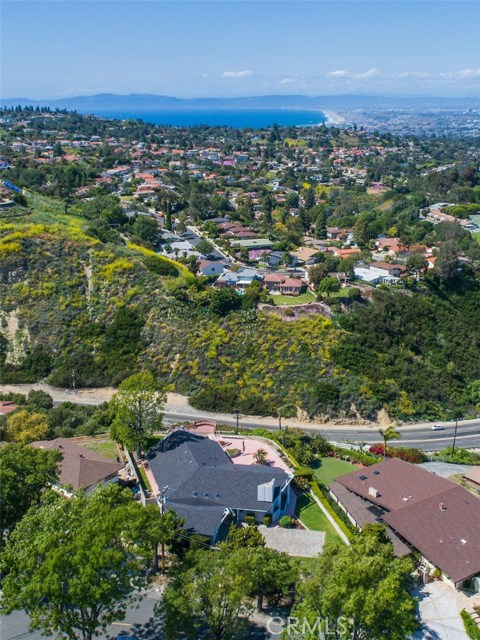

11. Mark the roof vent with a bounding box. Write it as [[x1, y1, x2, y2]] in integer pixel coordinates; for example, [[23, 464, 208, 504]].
[[192, 491, 198, 498], [215, 492, 221, 499], [373, 470, 380, 475], [439, 502, 446, 511], [204, 492, 210, 498], [461, 539, 467, 545], [359, 474, 368, 481]]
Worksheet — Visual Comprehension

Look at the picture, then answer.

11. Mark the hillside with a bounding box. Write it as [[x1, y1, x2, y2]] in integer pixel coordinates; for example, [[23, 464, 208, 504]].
[[1, 195, 479, 423]]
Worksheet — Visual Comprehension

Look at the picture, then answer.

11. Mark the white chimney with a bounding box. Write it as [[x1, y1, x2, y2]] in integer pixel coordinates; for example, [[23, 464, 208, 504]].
[[368, 487, 380, 498]]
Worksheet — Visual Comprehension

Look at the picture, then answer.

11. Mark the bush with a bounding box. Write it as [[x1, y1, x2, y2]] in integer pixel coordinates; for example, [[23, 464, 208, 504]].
[[244, 514, 256, 526], [226, 448, 241, 458], [434, 447, 480, 465], [294, 466, 314, 480], [263, 514, 272, 526], [279, 515, 292, 528], [368, 444, 426, 464], [143, 255, 179, 277], [461, 610, 480, 640]]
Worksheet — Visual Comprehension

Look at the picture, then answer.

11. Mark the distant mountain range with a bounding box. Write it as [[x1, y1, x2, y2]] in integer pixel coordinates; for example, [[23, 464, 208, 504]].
[[2, 93, 480, 112]]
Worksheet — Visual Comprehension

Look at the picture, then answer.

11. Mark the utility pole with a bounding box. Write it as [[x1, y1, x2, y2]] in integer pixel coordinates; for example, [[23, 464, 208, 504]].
[[156, 485, 169, 515], [452, 417, 460, 455], [233, 409, 240, 434]]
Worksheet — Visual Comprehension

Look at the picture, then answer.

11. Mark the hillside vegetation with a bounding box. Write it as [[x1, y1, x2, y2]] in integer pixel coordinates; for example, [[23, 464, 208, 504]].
[[1, 199, 479, 422]]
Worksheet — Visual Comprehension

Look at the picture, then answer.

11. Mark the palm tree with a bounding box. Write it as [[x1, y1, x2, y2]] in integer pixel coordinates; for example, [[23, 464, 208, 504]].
[[253, 448, 268, 465], [378, 426, 401, 461]]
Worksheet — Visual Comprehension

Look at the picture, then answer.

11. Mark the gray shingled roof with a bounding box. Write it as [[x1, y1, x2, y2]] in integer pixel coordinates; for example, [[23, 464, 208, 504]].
[[148, 431, 290, 538]]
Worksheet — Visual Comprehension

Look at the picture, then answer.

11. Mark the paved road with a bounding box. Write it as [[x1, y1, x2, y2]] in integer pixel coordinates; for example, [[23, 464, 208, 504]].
[[1, 383, 479, 451], [163, 410, 480, 451]]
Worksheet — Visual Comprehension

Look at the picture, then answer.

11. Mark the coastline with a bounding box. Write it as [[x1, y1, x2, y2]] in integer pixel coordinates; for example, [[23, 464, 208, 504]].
[[323, 110, 346, 126]]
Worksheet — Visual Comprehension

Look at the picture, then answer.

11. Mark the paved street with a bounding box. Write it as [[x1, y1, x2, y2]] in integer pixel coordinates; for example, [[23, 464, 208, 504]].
[[0, 588, 161, 640], [1, 383, 479, 451]]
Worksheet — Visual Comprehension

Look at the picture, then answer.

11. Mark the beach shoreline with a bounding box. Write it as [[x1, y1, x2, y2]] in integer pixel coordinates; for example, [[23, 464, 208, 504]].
[[323, 110, 346, 126]]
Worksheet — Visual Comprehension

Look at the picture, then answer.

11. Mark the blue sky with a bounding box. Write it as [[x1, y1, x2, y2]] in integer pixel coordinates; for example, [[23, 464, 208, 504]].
[[1, 1, 479, 98]]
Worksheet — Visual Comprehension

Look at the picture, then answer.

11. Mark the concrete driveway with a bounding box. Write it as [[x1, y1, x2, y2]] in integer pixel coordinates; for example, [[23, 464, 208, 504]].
[[259, 525, 325, 557], [413, 581, 475, 639]]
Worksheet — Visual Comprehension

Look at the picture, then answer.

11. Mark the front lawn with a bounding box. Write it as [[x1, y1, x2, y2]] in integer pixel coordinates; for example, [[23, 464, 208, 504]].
[[312, 457, 359, 487], [272, 291, 316, 306], [295, 493, 341, 545]]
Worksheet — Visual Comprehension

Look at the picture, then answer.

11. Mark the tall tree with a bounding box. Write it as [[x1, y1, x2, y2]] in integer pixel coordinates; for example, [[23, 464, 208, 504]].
[[160, 549, 251, 640], [290, 525, 418, 640], [0, 444, 61, 546], [0, 484, 157, 640], [110, 371, 165, 456], [5, 409, 49, 443]]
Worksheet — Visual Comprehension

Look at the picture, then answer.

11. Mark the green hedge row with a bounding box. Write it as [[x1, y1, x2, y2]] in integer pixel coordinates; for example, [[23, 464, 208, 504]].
[[461, 610, 480, 640], [309, 482, 354, 541]]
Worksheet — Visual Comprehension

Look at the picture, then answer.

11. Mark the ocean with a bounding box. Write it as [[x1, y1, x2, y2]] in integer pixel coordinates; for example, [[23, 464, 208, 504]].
[[82, 109, 327, 129]]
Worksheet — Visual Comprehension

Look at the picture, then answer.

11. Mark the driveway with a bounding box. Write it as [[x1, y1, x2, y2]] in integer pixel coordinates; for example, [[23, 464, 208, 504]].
[[259, 525, 325, 557], [413, 581, 475, 639], [420, 461, 473, 479]]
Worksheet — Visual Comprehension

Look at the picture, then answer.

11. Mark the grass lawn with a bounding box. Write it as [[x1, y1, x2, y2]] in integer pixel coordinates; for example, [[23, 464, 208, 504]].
[[138, 466, 152, 492], [312, 457, 359, 487], [295, 493, 341, 545], [474, 231, 480, 245], [272, 291, 316, 306], [325, 287, 359, 300], [81, 439, 119, 460]]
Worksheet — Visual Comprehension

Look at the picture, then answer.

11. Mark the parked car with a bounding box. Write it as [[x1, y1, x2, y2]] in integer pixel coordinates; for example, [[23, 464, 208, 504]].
[[431, 425, 444, 431]]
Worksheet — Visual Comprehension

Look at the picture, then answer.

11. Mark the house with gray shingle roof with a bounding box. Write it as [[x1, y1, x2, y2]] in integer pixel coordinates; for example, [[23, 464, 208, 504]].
[[147, 431, 293, 542]]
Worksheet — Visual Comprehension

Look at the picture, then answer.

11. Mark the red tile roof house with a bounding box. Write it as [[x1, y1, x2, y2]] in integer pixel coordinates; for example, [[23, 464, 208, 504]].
[[331, 458, 480, 591], [0, 401, 18, 416], [31, 438, 123, 495], [264, 273, 285, 293], [279, 278, 304, 296]]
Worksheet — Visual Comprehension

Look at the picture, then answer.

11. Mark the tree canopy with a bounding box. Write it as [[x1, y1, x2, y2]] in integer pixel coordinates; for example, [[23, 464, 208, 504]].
[[0, 484, 158, 640]]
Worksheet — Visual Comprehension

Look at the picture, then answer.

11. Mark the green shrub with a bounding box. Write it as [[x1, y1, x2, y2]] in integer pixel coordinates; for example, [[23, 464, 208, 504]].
[[279, 515, 292, 528], [244, 514, 256, 526], [143, 255, 179, 277], [461, 610, 480, 640], [263, 514, 272, 526], [294, 466, 314, 480]]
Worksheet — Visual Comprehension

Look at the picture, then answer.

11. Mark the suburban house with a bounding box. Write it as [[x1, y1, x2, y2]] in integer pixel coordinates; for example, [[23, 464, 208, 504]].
[[264, 273, 286, 293], [147, 431, 293, 542], [291, 247, 322, 266], [31, 438, 123, 494], [330, 458, 480, 592], [279, 277, 304, 296], [370, 262, 407, 278], [267, 251, 288, 268], [354, 262, 405, 285], [216, 268, 263, 290], [197, 259, 224, 277]]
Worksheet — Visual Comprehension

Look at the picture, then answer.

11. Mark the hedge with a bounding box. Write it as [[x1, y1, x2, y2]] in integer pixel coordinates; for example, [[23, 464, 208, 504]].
[[331, 445, 380, 466], [461, 610, 480, 640], [310, 481, 353, 541]]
